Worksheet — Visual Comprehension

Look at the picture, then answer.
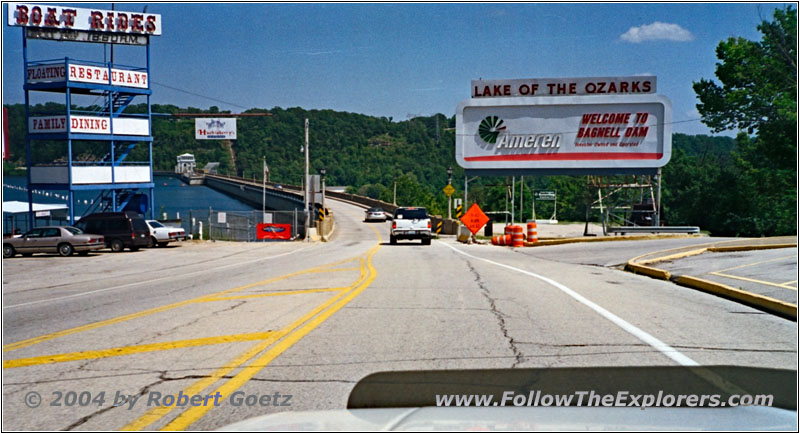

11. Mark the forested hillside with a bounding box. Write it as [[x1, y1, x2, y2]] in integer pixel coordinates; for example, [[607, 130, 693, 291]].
[[4, 102, 791, 236]]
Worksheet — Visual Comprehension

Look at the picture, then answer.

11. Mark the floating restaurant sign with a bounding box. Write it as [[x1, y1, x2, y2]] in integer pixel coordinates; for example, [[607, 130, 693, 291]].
[[25, 61, 148, 88]]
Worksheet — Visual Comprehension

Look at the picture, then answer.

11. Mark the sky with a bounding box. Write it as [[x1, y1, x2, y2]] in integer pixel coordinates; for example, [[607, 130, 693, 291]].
[[2, 2, 792, 136]]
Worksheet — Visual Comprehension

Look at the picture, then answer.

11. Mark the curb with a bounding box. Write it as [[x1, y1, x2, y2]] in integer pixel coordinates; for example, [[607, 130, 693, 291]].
[[625, 262, 671, 280], [707, 243, 797, 253], [625, 240, 798, 321], [675, 275, 797, 320], [523, 234, 700, 247]]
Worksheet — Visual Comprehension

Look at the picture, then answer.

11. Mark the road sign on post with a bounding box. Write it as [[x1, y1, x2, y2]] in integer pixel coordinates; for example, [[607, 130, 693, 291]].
[[443, 184, 455, 197], [460, 203, 490, 235], [455, 204, 464, 218], [534, 190, 557, 200]]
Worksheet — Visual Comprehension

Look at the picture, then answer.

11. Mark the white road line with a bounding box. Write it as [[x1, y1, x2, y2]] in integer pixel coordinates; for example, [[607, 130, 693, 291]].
[[4, 246, 314, 310], [441, 242, 699, 367]]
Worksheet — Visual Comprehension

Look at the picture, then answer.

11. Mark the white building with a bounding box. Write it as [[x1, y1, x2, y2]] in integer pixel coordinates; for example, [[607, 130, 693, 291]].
[[175, 153, 196, 174]]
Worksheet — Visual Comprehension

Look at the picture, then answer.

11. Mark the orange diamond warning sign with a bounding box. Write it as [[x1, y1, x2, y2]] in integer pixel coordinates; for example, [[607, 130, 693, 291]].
[[460, 203, 489, 235]]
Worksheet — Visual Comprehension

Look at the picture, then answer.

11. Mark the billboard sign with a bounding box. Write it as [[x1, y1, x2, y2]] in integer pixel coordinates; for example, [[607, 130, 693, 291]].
[[196, 118, 237, 140], [455, 94, 671, 173], [472, 76, 656, 98], [7, 3, 162, 36]]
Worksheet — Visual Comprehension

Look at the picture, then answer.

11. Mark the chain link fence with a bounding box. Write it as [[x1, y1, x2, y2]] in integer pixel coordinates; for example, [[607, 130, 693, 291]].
[[176, 209, 309, 242]]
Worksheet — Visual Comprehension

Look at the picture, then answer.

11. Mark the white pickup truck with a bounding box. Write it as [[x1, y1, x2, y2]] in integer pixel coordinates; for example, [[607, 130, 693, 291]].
[[389, 207, 432, 245]]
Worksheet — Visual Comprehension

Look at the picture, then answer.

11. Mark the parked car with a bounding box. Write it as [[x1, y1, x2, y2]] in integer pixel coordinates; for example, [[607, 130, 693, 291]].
[[145, 220, 187, 247], [74, 211, 151, 252], [3, 226, 105, 258], [364, 207, 388, 222], [390, 207, 432, 245]]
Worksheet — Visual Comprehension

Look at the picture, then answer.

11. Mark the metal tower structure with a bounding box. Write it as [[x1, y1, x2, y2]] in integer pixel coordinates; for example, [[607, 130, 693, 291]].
[[11, 3, 162, 228]]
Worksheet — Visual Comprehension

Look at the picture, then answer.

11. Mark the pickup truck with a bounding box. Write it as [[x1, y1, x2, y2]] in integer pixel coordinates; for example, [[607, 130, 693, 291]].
[[389, 207, 432, 245]]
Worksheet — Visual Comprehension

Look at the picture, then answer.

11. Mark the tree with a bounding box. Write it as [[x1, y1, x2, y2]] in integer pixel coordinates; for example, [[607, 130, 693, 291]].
[[693, 6, 796, 170], [692, 6, 797, 236]]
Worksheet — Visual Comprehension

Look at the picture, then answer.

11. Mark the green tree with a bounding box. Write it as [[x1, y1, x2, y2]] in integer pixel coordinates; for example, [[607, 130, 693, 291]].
[[692, 6, 797, 235]]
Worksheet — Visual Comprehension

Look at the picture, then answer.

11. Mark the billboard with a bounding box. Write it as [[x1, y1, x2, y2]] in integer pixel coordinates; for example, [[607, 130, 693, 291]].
[[7, 3, 162, 36], [455, 94, 671, 173], [195, 118, 237, 140]]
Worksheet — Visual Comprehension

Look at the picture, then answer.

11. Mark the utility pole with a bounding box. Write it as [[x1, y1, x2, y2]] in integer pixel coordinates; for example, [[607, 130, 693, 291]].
[[262, 155, 266, 223], [304, 118, 310, 242]]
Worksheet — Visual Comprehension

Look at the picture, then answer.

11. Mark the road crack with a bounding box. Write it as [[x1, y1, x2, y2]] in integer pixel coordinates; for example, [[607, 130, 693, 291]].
[[464, 260, 524, 368]]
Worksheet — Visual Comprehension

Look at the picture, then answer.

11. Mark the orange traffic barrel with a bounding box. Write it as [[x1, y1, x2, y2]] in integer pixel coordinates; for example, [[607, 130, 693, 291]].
[[493, 234, 511, 246], [510, 225, 525, 247], [526, 221, 538, 243]]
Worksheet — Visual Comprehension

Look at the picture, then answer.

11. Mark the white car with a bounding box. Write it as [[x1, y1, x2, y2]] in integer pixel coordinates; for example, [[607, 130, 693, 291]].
[[145, 220, 187, 247], [364, 207, 387, 222]]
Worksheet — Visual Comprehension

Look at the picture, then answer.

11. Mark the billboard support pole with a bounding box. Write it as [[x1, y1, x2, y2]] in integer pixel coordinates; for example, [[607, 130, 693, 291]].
[[655, 168, 662, 227]]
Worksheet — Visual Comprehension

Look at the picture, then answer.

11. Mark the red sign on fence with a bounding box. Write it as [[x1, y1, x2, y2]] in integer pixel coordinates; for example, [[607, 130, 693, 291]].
[[257, 223, 292, 240]]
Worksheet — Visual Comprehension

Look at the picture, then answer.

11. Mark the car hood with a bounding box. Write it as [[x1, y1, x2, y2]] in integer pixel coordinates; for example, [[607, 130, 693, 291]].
[[221, 405, 796, 431], [221, 366, 796, 431]]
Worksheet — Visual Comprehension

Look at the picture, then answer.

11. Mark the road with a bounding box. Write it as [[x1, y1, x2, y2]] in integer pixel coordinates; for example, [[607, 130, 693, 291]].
[[2, 198, 796, 430]]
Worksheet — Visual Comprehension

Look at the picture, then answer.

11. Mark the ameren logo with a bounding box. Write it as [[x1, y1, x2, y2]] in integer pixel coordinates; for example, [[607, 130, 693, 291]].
[[478, 116, 561, 149]]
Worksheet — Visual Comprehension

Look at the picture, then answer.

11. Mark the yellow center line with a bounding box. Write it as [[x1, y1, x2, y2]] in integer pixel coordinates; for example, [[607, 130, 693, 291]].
[[780, 280, 797, 286], [201, 287, 347, 302], [4, 255, 365, 353], [3, 331, 280, 369], [162, 245, 381, 431], [708, 271, 799, 291], [123, 219, 383, 431]]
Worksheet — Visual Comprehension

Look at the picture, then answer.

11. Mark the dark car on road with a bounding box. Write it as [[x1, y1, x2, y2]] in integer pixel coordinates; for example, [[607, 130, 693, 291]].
[[74, 211, 151, 252], [3, 226, 105, 258]]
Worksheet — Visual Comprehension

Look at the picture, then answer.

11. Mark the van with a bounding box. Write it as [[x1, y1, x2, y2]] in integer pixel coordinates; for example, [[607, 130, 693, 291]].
[[74, 211, 151, 252]]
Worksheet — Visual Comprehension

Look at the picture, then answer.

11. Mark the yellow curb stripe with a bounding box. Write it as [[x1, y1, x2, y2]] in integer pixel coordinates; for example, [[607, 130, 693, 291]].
[[707, 243, 797, 253], [4, 255, 365, 353], [625, 262, 671, 280], [3, 332, 279, 369], [120, 247, 376, 431], [637, 248, 708, 265], [676, 275, 797, 320], [161, 245, 381, 431], [524, 234, 698, 248], [708, 271, 798, 291]]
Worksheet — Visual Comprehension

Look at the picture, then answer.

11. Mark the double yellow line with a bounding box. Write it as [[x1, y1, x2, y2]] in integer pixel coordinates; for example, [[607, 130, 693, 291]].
[[122, 242, 380, 430], [5, 218, 384, 430]]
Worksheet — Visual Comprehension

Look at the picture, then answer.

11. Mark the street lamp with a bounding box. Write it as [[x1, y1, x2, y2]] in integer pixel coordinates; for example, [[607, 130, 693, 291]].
[[319, 168, 326, 213], [447, 166, 453, 220]]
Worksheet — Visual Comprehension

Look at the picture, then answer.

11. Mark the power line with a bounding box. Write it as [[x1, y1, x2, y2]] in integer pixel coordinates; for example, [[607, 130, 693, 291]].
[[151, 80, 250, 110]]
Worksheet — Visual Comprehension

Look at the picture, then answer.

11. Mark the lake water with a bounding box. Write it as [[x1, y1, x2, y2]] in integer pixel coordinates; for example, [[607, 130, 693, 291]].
[[3, 175, 256, 232]]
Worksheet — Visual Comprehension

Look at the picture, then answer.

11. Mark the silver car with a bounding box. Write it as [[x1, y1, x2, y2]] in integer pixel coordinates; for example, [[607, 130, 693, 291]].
[[364, 207, 387, 222], [3, 226, 105, 258]]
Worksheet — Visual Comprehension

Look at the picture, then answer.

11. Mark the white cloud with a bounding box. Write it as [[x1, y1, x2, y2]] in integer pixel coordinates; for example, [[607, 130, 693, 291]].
[[620, 22, 694, 43]]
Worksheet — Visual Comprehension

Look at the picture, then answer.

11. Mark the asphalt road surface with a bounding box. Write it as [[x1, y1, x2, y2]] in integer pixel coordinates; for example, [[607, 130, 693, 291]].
[[658, 248, 798, 304], [2, 198, 796, 430]]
